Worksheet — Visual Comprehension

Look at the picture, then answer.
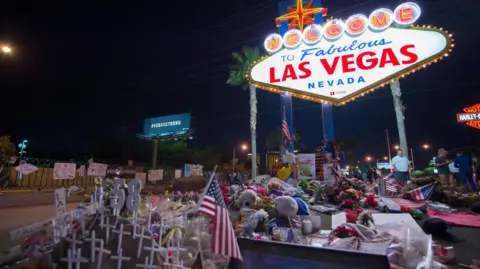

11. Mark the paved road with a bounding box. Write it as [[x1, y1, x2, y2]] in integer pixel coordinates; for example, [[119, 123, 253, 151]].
[[0, 191, 86, 209], [0, 203, 79, 251]]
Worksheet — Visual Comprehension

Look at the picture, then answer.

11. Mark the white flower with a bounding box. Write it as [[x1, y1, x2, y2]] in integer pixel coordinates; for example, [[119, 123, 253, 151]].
[[282, 150, 296, 164]]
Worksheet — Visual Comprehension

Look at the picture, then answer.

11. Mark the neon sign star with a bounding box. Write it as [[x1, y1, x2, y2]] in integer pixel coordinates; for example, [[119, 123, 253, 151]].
[[275, 0, 327, 31]]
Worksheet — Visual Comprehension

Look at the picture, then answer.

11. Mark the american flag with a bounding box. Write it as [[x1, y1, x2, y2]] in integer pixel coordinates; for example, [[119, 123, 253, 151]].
[[389, 198, 427, 210], [198, 176, 242, 260], [405, 183, 435, 201], [385, 173, 404, 196], [282, 106, 291, 146]]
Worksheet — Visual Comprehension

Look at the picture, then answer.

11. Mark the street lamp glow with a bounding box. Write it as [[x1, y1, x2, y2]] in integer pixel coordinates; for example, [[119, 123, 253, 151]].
[[241, 144, 248, 151], [393, 145, 400, 150], [383, 156, 388, 161], [422, 144, 430, 149], [1, 46, 12, 53], [365, 156, 372, 162]]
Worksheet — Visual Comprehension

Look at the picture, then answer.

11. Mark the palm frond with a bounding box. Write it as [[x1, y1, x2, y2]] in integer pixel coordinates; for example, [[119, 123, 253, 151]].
[[226, 46, 263, 90]]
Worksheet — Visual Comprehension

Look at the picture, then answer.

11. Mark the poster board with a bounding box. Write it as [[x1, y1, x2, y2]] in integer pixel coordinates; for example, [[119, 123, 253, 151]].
[[148, 169, 164, 181], [297, 154, 315, 180], [53, 163, 76, 180], [87, 162, 107, 176]]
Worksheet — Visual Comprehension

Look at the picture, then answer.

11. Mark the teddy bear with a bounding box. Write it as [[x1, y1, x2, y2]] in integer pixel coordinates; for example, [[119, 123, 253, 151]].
[[273, 196, 300, 228], [267, 181, 284, 197], [234, 189, 268, 237]]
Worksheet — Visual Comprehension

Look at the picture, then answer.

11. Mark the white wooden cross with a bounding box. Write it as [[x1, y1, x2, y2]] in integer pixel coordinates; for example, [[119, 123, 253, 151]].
[[144, 241, 165, 267], [163, 239, 188, 268], [135, 256, 157, 269], [151, 218, 170, 247], [94, 239, 111, 269], [128, 210, 144, 237], [84, 230, 102, 263], [113, 223, 131, 254], [75, 209, 88, 237], [135, 226, 152, 258], [170, 260, 190, 269], [99, 215, 112, 241], [64, 231, 82, 257], [96, 186, 104, 210], [61, 248, 88, 269], [111, 248, 131, 269]]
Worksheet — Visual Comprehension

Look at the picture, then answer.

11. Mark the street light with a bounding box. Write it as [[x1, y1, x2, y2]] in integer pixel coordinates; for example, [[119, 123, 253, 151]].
[[393, 145, 400, 150], [18, 140, 28, 157], [422, 144, 430, 149], [365, 156, 372, 162], [1, 45, 12, 54], [233, 144, 248, 172], [383, 156, 388, 161]]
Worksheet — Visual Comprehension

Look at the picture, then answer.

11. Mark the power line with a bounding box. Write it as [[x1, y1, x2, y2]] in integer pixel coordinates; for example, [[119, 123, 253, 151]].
[[121, 0, 382, 91], [136, 0, 460, 88], [192, 81, 480, 125], [156, 0, 461, 84]]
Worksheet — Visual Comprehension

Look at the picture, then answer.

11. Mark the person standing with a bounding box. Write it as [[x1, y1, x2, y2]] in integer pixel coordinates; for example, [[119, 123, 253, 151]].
[[391, 150, 410, 184], [435, 148, 455, 189], [359, 163, 369, 182], [448, 155, 460, 186], [455, 151, 478, 193]]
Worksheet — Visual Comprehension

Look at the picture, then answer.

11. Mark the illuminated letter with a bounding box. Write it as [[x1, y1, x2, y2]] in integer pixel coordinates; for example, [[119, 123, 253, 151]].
[[327, 24, 340, 37], [399, 7, 413, 22], [349, 18, 364, 32], [287, 34, 297, 46], [372, 12, 387, 27]]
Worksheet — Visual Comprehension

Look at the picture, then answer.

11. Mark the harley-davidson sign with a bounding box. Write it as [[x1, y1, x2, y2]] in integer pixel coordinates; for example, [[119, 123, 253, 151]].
[[457, 104, 480, 130], [248, 2, 453, 105]]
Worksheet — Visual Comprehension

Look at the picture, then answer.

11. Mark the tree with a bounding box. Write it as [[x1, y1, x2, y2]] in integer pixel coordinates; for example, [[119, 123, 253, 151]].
[[264, 128, 303, 151], [227, 46, 262, 179], [156, 140, 191, 167], [0, 136, 16, 157], [190, 146, 223, 170], [335, 138, 360, 165], [390, 80, 409, 157]]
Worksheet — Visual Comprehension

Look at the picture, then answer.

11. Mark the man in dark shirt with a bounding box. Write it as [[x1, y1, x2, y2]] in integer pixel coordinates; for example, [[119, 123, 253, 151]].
[[455, 151, 478, 193]]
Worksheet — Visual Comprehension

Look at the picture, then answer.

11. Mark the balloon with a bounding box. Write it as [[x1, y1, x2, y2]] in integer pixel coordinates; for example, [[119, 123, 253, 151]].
[[277, 167, 293, 181]]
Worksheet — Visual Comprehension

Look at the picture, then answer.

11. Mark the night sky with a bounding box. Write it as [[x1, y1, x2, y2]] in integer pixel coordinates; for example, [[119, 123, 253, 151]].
[[0, 0, 478, 167]]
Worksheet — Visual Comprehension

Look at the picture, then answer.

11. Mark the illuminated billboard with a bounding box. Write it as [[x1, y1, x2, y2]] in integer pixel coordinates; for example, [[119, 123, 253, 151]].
[[247, 2, 453, 105], [143, 113, 191, 137], [457, 104, 480, 130]]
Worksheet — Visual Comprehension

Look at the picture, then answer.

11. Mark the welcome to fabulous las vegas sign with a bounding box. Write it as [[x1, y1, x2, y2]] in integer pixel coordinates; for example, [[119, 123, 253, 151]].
[[247, 2, 454, 105]]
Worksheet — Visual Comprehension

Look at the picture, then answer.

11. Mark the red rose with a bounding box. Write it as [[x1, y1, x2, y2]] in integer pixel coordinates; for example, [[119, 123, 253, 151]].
[[345, 209, 358, 223]]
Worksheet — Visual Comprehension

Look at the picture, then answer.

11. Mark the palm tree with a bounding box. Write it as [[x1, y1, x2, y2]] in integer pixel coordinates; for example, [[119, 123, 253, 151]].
[[335, 138, 359, 165], [227, 47, 262, 179], [390, 80, 409, 157]]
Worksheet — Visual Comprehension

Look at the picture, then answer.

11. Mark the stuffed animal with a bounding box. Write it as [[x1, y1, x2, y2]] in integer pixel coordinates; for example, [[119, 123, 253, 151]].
[[273, 196, 301, 228], [236, 189, 258, 209], [293, 197, 311, 216], [267, 181, 284, 197], [234, 189, 262, 236]]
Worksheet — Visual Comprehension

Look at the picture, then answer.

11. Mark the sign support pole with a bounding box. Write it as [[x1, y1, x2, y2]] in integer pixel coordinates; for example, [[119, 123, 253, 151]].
[[152, 139, 158, 169], [278, 1, 296, 183]]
